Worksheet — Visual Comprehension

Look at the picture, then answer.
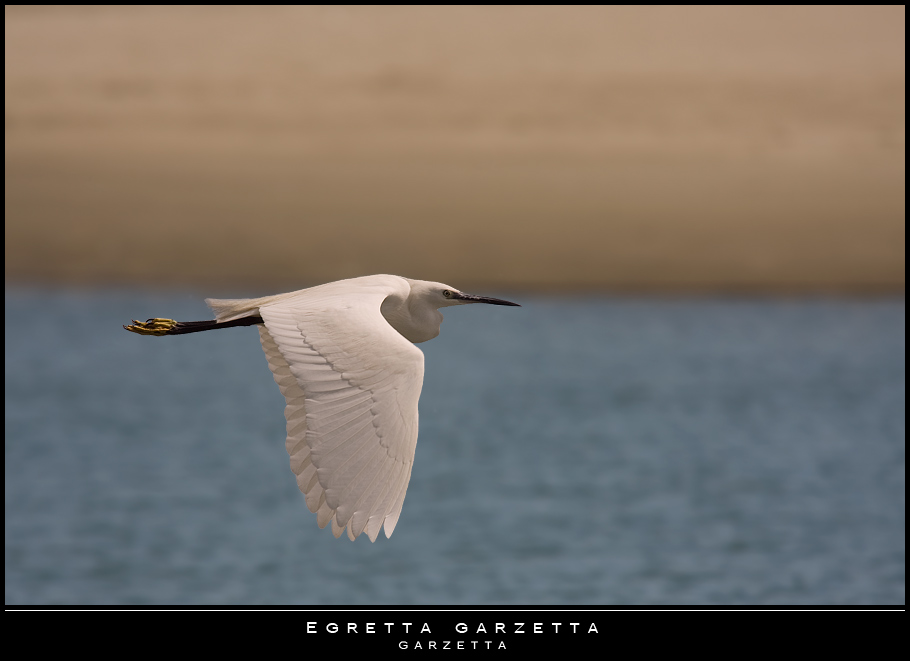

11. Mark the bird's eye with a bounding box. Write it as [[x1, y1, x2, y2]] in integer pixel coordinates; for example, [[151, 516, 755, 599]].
[[443, 290, 452, 298]]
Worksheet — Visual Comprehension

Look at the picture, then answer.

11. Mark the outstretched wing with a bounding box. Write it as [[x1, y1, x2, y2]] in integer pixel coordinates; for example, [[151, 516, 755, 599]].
[[256, 277, 424, 541]]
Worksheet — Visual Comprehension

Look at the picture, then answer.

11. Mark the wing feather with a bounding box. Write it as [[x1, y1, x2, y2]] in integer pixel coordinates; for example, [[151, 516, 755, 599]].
[[383, 463, 414, 538], [259, 324, 330, 518], [348, 453, 399, 539], [316, 499, 334, 528], [256, 276, 424, 541]]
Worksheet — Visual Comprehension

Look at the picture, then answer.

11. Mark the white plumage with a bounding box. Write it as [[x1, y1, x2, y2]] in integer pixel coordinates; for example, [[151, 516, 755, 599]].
[[126, 274, 519, 541]]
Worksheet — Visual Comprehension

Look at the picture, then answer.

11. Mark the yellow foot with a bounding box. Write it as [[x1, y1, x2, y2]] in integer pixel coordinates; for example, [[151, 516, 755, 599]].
[[123, 318, 178, 336]]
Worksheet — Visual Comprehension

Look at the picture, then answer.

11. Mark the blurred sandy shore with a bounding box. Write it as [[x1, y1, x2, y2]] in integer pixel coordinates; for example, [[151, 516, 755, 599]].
[[5, 6, 905, 292]]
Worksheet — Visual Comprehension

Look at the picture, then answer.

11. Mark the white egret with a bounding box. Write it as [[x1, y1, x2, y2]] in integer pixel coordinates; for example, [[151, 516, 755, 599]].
[[124, 274, 519, 541]]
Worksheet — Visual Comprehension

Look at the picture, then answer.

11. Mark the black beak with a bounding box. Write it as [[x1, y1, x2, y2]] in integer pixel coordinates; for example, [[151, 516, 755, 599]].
[[453, 292, 521, 306]]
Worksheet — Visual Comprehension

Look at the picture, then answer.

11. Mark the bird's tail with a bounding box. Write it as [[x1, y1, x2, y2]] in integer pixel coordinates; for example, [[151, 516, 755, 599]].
[[205, 293, 291, 323]]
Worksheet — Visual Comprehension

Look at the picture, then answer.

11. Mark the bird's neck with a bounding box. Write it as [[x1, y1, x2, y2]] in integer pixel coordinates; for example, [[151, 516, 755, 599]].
[[381, 293, 442, 344]]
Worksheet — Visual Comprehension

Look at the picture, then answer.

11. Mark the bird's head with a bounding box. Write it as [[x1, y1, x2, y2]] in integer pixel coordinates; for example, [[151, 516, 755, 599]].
[[408, 279, 521, 309]]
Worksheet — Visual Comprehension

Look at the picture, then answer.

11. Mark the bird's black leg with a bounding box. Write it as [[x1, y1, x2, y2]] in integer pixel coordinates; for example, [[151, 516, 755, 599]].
[[123, 316, 264, 336]]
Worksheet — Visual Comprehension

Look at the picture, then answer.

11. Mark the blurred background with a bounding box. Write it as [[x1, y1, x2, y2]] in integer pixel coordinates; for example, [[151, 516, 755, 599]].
[[5, 6, 905, 606], [6, 5, 905, 292]]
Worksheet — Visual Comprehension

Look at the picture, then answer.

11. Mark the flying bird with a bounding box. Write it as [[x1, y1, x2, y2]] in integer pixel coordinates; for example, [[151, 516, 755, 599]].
[[124, 275, 519, 541]]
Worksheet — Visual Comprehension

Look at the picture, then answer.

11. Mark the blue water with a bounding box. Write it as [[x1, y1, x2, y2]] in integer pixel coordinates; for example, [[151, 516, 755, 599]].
[[4, 287, 905, 605]]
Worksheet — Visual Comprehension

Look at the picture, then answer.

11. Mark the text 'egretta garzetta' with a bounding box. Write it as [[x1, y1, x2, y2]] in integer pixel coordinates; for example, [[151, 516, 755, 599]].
[[124, 275, 520, 541]]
